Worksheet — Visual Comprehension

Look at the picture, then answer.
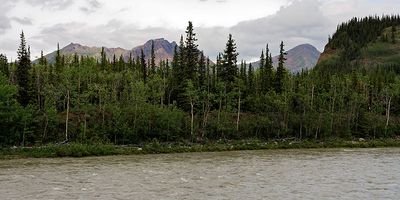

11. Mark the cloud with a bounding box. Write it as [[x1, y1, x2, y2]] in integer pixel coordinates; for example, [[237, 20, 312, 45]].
[[11, 17, 33, 25], [80, 0, 102, 14], [24, 0, 74, 10], [0, 16, 12, 35], [196, 0, 333, 61], [0, 3, 14, 35], [2, 0, 399, 62], [29, 19, 181, 56]]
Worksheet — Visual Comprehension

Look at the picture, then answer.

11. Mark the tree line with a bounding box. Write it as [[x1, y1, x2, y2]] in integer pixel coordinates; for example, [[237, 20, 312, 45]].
[[0, 19, 399, 147]]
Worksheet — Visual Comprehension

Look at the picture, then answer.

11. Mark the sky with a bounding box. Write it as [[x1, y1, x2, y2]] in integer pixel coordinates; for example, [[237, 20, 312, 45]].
[[0, 0, 399, 62]]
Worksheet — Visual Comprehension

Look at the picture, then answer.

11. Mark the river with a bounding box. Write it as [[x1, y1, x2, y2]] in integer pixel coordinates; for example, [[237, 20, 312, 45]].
[[0, 148, 399, 199]]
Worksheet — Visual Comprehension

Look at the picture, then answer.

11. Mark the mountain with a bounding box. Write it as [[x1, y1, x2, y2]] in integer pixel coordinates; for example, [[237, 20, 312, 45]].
[[251, 44, 321, 73], [41, 38, 177, 64]]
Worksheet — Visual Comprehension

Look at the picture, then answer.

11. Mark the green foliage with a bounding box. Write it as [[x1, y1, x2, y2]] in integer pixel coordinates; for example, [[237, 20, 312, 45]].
[[1, 19, 400, 148], [16, 31, 32, 107]]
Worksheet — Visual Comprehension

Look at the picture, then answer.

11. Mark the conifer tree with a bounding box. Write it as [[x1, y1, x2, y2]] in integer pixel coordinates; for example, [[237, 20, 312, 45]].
[[221, 34, 238, 91], [16, 31, 31, 106], [198, 51, 206, 89], [100, 47, 107, 70], [55, 43, 62, 73], [140, 49, 147, 83], [128, 53, 134, 71], [150, 40, 156, 74], [0, 54, 9, 77], [259, 50, 266, 93], [112, 54, 117, 71], [275, 41, 287, 93], [118, 55, 125, 71], [265, 44, 274, 91], [247, 63, 254, 94], [183, 21, 198, 82], [171, 45, 180, 84], [73, 53, 79, 67]]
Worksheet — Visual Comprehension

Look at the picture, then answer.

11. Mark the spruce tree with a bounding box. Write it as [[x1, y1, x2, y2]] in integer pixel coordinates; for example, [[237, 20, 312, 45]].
[[38, 50, 47, 66], [265, 44, 274, 91], [0, 54, 9, 77], [118, 55, 125, 71], [221, 34, 238, 91], [247, 63, 254, 94], [16, 31, 32, 106], [100, 47, 107, 70], [259, 50, 266, 93], [112, 54, 117, 71], [128, 53, 134, 71], [241, 61, 247, 87], [150, 40, 156, 75], [275, 41, 287, 94], [140, 49, 147, 83], [184, 21, 198, 82], [55, 43, 62, 73], [198, 51, 206, 89]]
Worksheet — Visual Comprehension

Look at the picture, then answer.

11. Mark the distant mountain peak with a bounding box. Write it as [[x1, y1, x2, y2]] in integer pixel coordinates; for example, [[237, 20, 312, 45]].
[[251, 44, 321, 73], [40, 38, 177, 64]]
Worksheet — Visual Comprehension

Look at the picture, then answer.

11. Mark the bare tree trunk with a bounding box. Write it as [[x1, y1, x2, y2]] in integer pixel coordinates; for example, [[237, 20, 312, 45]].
[[218, 98, 222, 126], [330, 86, 336, 135], [190, 100, 194, 138], [202, 95, 211, 138], [311, 85, 314, 108], [236, 89, 241, 132], [42, 113, 48, 142], [84, 112, 87, 143], [65, 90, 70, 141], [36, 70, 41, 110], [385, 96, 392, 134]]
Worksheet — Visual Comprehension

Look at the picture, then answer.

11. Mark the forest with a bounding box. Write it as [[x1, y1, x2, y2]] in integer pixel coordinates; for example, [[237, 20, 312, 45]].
[[0, 16, 400, 147]]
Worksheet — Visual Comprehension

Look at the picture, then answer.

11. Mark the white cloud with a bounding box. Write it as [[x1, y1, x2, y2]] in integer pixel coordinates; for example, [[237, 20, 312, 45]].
[[0, 0, 399, 61]]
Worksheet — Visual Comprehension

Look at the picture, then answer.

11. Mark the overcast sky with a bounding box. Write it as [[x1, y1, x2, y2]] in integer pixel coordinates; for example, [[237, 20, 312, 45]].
[[0, 0, 399, 61]]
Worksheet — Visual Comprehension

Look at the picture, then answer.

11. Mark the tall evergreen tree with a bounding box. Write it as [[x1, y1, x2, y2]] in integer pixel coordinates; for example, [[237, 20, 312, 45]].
[[118, 55, 125, 71], [128, 53, 134, 71], [259, 50, 266, 93], [112, 54, 117, 71], [100, 47, 107, 70], [221, 34, 238, 91], [140, 49, 147, 83], [183, 21, 199, 82], [0, 54, 9, 77], [38, 50, 47, 66], [198, 51, 206, 89], [16, 31, 31, 106], [150, 40, 156, 75], [265, 44, 274, 91], [247, 63, 254, 94], [274, 41, 287, 93], [55, 43, 63, 73]]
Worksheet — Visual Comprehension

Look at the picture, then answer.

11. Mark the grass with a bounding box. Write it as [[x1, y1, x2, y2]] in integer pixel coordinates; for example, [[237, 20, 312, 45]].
[[1, 138, 400, 159]]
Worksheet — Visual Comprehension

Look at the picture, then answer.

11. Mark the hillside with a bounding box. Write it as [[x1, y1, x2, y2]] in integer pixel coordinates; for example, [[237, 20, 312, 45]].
[[251, 44, 320, 73], [316, 16, 400, 73], [41, 38, 177, 64]]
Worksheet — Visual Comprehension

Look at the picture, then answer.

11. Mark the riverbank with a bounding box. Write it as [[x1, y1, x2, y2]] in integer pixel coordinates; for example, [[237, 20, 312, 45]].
[[1, 139, 400, 159]]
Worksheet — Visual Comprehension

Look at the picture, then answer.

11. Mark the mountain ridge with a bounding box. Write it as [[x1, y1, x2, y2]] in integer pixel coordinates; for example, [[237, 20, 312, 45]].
[[251, 44, 321, 73], [41, 38, 177, 64]]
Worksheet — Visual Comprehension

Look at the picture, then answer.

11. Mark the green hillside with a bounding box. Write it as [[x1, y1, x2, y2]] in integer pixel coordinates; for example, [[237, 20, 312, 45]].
[[316, 16, 400, 74]]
